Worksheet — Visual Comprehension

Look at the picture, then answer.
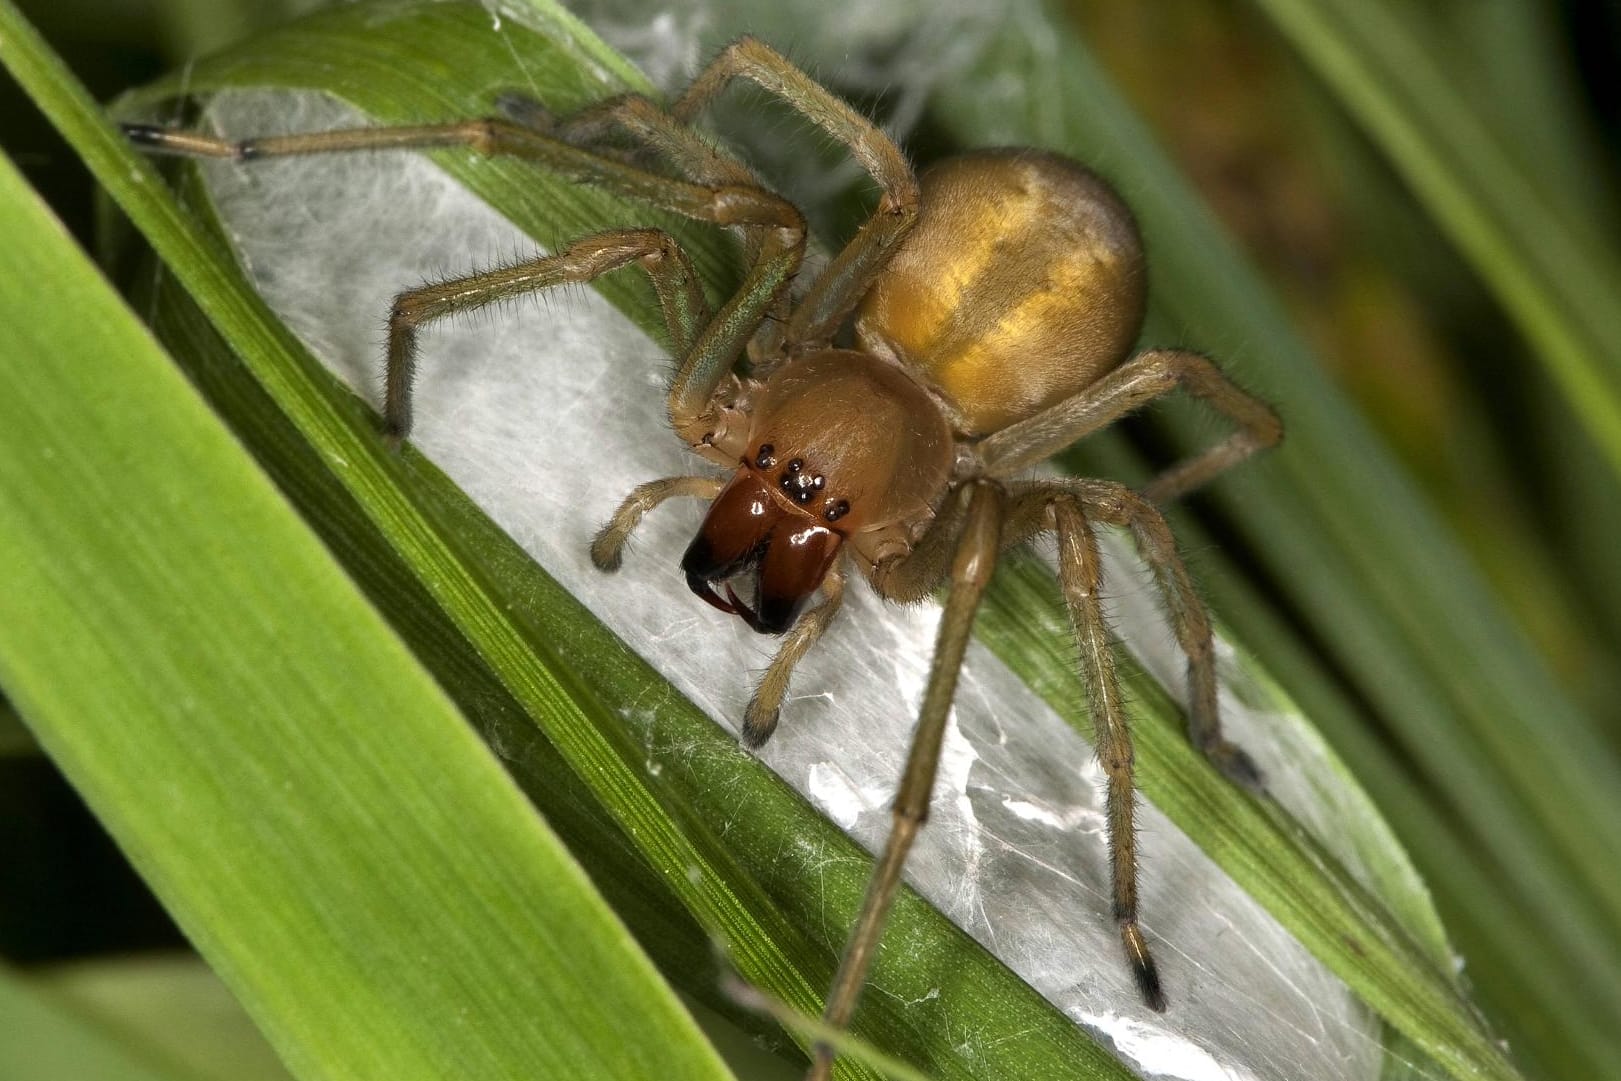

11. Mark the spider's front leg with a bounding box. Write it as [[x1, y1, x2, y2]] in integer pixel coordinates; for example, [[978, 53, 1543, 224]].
[[806, 480, 1005, 1081], [501, 31, 932, 366], [672, 37, 922, 348], [379, 229, 708, 442], [123, 112, 808, 444], [498, 89, 806, 367]]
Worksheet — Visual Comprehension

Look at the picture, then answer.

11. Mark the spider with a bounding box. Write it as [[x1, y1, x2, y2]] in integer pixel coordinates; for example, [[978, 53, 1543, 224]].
[[126, 36, 1280, 1079]]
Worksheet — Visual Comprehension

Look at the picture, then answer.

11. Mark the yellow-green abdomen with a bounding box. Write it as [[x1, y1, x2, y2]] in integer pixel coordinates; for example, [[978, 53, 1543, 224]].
[[854, 149, 1147, 436]]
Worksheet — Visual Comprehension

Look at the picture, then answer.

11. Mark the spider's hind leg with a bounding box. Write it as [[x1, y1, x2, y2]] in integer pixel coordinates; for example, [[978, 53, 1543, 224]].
[[1009, 479, 1262, 790], [1048, 495, 1166, 1011], [1077, 480, 1262, 790], [979, 349, 1282, 499], [999, 475, 1267, 1012]]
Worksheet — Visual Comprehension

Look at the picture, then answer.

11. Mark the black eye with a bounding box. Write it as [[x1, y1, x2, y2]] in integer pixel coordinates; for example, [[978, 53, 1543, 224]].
[[824, 499, 850, 522], [755, 443, 776, 468]]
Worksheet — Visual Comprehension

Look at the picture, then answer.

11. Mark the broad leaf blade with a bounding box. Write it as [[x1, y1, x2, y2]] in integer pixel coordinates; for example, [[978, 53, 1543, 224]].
[[0, 136, 735, 1080]]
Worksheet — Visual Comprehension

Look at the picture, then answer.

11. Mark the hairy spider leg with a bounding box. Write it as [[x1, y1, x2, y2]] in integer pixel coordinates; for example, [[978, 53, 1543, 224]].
[[978, 348, 1283, 505], [121, 116, 805, 444], [805, 481, 1004, 1081], [671, 37, 921, 350], [507, 88, 797, 362], [742, 566, 846, 746], [1052, 497, 1163, 1009], [526, 37, 923, 363], [380, 232, 706, 442], [1004, 478, 1262, 790], [591, 475, 728, 571]]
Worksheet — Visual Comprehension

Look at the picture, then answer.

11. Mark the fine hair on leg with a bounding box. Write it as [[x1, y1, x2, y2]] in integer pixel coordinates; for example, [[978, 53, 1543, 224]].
[[979, 348, 1281, 502], [1049, 496, 1165, 1010], [805, 481, 1005, 1080]]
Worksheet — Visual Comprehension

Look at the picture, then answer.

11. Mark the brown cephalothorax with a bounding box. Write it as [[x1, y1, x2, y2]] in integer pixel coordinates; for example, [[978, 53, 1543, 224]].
[[126, 37, 1279, 1080], [683, 349, 954, 630]]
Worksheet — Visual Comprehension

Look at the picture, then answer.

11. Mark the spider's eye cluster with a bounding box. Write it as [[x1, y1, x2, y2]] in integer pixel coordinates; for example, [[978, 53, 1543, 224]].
[[755, 443, 850, 522], [778, 458, 826, 505]]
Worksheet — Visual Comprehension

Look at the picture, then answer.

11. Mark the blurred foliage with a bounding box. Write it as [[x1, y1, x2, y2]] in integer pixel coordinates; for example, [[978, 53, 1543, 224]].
[[1069, 1, 1621, 724]]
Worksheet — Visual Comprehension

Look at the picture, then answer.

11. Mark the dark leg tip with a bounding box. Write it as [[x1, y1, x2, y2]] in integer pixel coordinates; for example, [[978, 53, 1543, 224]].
[[1120, 921, 1166, 1011], [495, 91, 554, 131], [120, 122, 166, 145], [741, 699, 778, 748], [380, 423, 406, 456], [1204, 739, 1265, 793], [589, 531, 624, 573], [1135, 958, 1167, 1013]]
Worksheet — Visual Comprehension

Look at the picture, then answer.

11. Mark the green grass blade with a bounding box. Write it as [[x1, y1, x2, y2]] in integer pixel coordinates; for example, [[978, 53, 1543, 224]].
[[160, 5, 1515, 1078], [0, 697, 36, 757], [0, 138, 735, 1079], [1160, 500, 1620, 1081]]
